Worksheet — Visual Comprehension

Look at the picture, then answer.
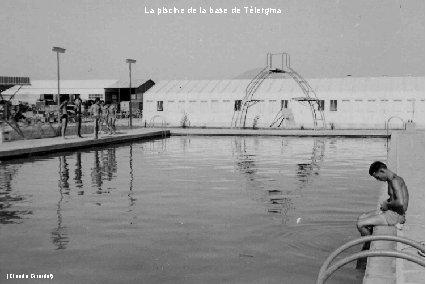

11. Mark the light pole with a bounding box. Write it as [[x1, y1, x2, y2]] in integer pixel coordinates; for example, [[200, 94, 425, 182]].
[[126, 58, 136, 128], [52, 46, 66, 113]]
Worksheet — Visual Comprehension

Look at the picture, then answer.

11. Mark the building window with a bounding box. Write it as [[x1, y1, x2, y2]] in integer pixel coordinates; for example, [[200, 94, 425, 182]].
[[89, 94, 103, 100], [42, 94, 54, 101], [281, 100, 288, 109], [330, 100, 337, 111], [234, 100, 242, 111], [157, 101, 163, 111], [318, 100, 325, 111]]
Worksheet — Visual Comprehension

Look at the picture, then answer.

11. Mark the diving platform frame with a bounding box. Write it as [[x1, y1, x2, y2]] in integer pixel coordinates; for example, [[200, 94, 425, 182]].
[[231, 53, 326, 129]]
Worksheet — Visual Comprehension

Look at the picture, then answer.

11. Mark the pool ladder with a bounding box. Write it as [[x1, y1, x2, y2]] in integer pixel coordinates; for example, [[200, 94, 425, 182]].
[[316, 235, 424, 284], [149, 115, 168, 139]]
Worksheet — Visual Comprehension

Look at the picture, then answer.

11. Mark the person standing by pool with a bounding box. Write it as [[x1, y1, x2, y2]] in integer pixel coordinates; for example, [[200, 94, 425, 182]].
[[107, 103, 117, 135], [74, 96, 83, 138], [59, 98, 69, 139], [356, 161, 409, 236], [99, 101, 109, 135], [90, 98, 102, 139]]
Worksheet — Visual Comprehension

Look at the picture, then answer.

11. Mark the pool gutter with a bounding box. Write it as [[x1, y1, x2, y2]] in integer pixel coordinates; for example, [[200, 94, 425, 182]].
[[169, 128, 390, 137]]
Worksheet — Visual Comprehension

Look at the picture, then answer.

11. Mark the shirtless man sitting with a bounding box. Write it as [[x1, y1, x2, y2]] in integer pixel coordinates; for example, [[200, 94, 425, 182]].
[[357, 161, 409, 236]]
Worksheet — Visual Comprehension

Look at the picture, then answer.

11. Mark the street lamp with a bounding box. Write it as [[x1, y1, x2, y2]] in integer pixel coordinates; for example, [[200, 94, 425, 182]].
[[126, 58, 136, 128], [52, 46, 66, 111]]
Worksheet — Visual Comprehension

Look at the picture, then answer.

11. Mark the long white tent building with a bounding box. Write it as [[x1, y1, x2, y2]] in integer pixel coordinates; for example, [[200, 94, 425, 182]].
[[143, 76, 424, 129]]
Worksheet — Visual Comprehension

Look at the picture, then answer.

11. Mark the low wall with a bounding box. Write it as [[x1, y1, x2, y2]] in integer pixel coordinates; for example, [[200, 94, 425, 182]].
[[1, 121, 137, 141]]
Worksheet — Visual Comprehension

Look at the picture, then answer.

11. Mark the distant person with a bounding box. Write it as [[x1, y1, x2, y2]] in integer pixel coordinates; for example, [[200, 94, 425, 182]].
[[13, 107, 26, 122], [99, 100, 109, 135], [356, 161, 409, 237], [74, 97, 83, 138], [90, 98, 102, 139], [107, 103, 117, 135], [59, 99, 69, 139]]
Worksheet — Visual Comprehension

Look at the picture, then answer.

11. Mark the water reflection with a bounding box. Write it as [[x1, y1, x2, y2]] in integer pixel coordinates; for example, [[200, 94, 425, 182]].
[[74, 152, 84, 195], [0, 163, 32, 224], [89, 148, 119, 194], [144, 138, 168, 153], [51, 156, 69, 250], [233, 139, 257, 178], [51, 148, 119, 248], [232, 137, 326, 223], [128, 144, 136, 210], [232, 137, 295, 223], [106, 148, 117, 181], [59, 156, 70, 194], [91, 150, 103, 193], [296, 138, 325, 188], [181, 136, 190, 154]]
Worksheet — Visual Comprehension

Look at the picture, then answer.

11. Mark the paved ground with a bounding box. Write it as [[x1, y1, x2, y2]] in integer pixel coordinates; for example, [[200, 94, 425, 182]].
[[363, 131, 425, 284], [393, 132, 425, 284], [0, 128, 169, 160]]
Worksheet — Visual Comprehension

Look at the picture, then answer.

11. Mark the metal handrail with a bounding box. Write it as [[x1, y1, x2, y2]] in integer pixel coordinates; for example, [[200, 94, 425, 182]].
[[386, 116, 405, 136], [149, 115, 167, 138], [316, 235, 425, 284], [386, 116, 405, 151], [317, 250, 424, 284]]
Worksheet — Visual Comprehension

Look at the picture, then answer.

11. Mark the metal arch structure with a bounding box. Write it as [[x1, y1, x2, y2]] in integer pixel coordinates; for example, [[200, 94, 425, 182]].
[[316, 235, 425, 284], [318, 250, 424, 284], [231, 53, 326, 129], [0, 76, 31, 138]]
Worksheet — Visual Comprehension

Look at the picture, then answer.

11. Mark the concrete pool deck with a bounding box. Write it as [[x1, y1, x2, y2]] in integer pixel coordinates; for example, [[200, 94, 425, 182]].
[[363, 131, 425, 284], [392, 132, 424, 284], [0, 128, 170, 160]]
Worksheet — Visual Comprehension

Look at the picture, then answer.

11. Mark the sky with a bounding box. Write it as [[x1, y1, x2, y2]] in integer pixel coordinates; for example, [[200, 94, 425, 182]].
[[0, 0, 424, 81]]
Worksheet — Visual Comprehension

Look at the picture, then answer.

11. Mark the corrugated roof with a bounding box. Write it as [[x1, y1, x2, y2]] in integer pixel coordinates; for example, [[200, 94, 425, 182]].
[[2, 79, 118, 95], [0, 79, 118, 104], [144, 76, 425, 101], [106, 79, 152, 89]]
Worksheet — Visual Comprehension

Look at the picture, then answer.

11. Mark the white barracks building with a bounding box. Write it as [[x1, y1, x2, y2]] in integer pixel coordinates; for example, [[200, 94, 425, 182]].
[[143, 76, 424, 129]]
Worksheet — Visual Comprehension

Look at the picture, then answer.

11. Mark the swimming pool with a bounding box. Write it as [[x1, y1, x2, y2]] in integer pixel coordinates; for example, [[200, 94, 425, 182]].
[[0, 136, 387, 283]]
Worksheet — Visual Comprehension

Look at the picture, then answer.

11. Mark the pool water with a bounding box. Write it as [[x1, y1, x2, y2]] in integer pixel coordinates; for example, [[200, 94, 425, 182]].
[[0, 136, 387, 284]]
